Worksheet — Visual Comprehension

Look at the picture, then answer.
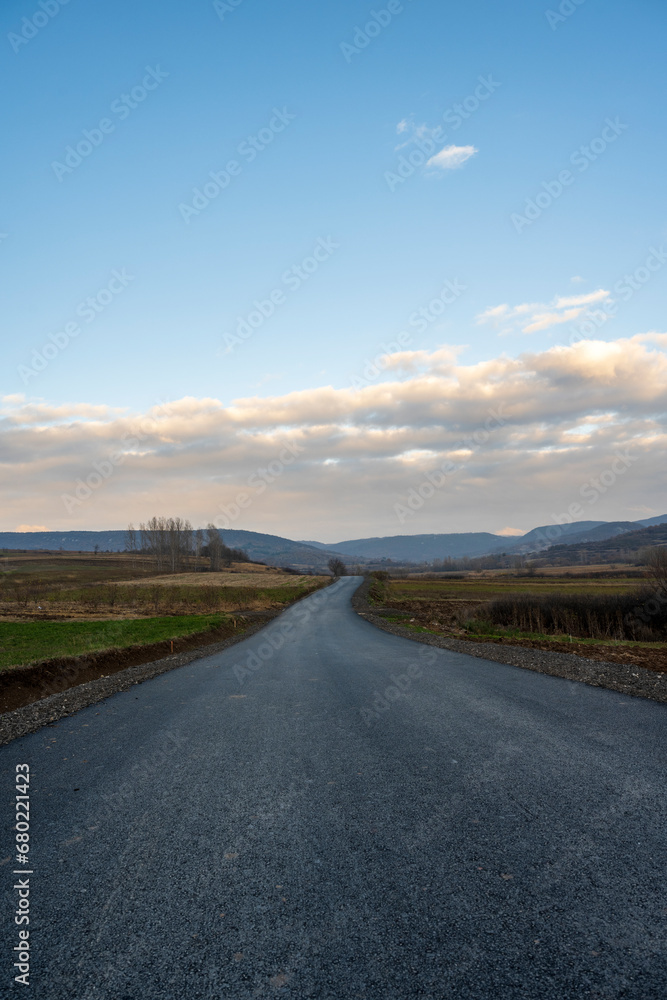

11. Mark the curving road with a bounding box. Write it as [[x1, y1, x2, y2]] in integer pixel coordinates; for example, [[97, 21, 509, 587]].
[[2, 577, 666, 998]]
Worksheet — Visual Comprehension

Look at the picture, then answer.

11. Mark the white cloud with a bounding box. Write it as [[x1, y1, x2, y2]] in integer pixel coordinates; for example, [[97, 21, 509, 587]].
[[554, 290, 610, 309], [477, 288, 612, 335], [392, 121, 477, 173], [426, 144, 478, 170], [2, 335, 665, 538]]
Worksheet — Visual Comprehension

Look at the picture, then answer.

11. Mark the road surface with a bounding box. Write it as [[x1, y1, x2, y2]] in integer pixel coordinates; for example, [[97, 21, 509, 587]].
[[2, 577, 666, 998]]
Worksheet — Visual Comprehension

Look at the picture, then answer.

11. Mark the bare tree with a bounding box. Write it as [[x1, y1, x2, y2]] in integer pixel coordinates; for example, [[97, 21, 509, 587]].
[[135, 517, 243, 574], [328, 557, 347, 578], [641, 546, 667, 588], [181, 519, 193, 570], [125, 523, 137, 568], [194, 528, 204, 572], [140, 517, 165, 570], [206, 524, 224, 571], [140, 516, 191, 573], [168, 518, 178, 572]]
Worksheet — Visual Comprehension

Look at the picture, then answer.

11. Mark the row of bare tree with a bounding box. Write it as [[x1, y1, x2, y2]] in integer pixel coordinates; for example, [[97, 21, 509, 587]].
[[125, 518, 249, 573]]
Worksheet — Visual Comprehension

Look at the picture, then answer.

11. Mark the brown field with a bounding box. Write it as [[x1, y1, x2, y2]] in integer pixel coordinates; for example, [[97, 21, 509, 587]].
[[0, 551, 325, 622], [404, 563, 644, 581], [387, 573, 642, 602], [371, 572, 667, 672], [0, 552, 329, 679], [115, 566, 314, 588]]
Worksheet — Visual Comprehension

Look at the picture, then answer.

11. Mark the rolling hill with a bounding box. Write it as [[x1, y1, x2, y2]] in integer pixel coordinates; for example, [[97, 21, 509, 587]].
[[304, 532, 509, 562], [0, 529, 357, 570], [1, 514, 666, 568], [541, 523, 667, 564]]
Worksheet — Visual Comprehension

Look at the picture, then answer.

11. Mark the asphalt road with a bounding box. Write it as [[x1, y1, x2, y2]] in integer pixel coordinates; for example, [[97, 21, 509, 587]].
[[2, 577, 666, 999]]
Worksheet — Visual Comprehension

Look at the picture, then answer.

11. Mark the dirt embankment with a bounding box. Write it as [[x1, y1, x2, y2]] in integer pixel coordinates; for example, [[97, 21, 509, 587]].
[[0, 614, 273, 716]]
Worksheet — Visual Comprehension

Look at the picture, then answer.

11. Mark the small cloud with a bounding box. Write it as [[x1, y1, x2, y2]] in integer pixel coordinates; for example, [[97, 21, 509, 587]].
[[523, 307, 583, 334], [477, 288, 612, 335], [427, 144, 478, 170], [396, 118, 410, 134], [571, 275, 585, 284], [496, 527, 525, 537], [554, 290, 610, 309], [476, 304, 509, 324], [634, 331, 667, 347], [16, 524, 47, 532]]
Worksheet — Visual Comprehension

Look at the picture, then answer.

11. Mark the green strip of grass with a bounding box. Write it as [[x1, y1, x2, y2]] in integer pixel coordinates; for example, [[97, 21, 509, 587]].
[[0, 614, 228, 670], [378, 613, 667, 649], [465, 621, 667, 648]]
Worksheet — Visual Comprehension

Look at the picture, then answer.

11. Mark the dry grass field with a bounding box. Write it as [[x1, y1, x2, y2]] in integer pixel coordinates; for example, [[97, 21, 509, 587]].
[[0, 551, 327, 669], [0, 552, 324, 620], [369, 570, 667, 672], [116, 565, 313, 589]]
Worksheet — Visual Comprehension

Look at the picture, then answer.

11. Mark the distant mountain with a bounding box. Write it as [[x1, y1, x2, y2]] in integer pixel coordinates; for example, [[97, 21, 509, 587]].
[[1, 514, 665, 568], [542, 523, 667, 563], [312, 532, 508, 563], [0, 529, 357, 571], [637, 514, 667, 527], [211, 530, 360, 569], [550, 521, 638, 546], [509, 521, 607, 553], [0, 530, 127, 552]]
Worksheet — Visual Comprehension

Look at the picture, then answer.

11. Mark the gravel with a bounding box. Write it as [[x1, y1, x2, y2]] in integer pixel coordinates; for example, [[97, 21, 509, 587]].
[[0, 613, 283, 747], [351, 577, 667, 705]]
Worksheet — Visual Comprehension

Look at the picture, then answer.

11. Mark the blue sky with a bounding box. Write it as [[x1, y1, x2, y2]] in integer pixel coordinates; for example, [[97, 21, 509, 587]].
[[1, 0, 666, 538]]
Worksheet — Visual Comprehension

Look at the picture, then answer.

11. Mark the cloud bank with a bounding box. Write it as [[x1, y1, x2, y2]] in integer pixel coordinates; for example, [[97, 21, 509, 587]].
[[1, 335, 666, 540]]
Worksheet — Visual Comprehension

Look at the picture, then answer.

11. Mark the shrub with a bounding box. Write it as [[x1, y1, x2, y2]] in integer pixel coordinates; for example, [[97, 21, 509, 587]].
[[476, 589, 667, 641]]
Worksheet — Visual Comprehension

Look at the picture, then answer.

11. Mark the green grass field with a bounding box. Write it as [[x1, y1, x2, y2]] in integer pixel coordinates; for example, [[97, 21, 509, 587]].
[[0, 614, 228, 670]]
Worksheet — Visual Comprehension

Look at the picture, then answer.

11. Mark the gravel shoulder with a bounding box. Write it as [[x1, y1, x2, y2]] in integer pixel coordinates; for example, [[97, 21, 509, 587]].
[[0, 611, 282, 746], [351, 578, 667, 705]]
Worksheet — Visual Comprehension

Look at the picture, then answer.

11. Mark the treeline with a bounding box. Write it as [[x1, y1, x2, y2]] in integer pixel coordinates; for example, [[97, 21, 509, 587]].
[[428, 552, 645, 574], [125, 518, 249, 572]]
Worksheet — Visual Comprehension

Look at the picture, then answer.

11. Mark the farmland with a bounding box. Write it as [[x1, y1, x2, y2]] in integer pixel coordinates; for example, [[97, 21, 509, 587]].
[[370, 570, 667, 672], [0, 551, 325, 670], [0, 615, 227, 670]]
